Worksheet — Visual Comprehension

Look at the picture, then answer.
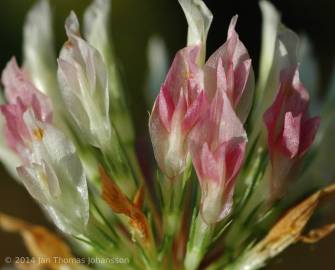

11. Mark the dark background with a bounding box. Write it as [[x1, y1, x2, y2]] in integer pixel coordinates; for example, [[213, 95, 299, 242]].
[[0, 0, 335, 269]]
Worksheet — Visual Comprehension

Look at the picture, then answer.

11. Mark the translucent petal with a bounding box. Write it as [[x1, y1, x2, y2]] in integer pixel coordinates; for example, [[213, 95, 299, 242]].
[[178, 0, 213, 63]]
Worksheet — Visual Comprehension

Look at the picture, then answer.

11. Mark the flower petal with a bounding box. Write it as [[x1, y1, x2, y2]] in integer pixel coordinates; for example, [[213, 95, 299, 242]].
[[182, 90, 209, 132], [280, 112, 301, 158], [164, 46, 202, 103], [1, 58, 52, 122], [178, 0, 213, 63], [23, 0, 58, 101], [204, 16, 254, 122], [58, 12, 111, 148]]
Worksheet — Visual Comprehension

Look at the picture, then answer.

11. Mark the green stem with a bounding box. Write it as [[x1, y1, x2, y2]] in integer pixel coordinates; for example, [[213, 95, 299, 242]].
[[222, 148, 268, 257], [158, 166, 190, 267], [184, 214, 213, 270], [223, 179, 268, 261]]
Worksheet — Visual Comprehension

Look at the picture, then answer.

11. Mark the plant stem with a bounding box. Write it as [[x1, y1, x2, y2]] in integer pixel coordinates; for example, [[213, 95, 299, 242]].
[[184, 214, 213, 270]]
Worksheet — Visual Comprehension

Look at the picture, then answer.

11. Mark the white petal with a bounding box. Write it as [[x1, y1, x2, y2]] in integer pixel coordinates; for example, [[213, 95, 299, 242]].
[[20, 110, 89, 234], [257, 0, 281, 98], [23, 0, 60, 107], [58, 12, 112, 148], [201, 180, 224, 224], [277, 26, 299, 71], [43, 160, 61, 198], [17, 164, 49, 204], [178, 0, 213, 63], [84, 0, 110, 59], [65, 11, 80, 37], [57, 59, 91, 136], [84, 0, 137, 148]]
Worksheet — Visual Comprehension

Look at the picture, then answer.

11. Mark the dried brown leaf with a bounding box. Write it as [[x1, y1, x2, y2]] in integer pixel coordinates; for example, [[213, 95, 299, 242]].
[[133, 185, 145, 209], [0, 213, 76, 270], [257, 190, 321, 253], [252, 182, 335, 263], [300, 223, 335, 244], [100, 165, 152, 245], [100, 165, 133, 215]]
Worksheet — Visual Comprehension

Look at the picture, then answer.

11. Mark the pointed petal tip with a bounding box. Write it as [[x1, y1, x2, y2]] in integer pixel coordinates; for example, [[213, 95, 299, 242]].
[[259, 0, 280, 15], [65, 11, 80, 36]]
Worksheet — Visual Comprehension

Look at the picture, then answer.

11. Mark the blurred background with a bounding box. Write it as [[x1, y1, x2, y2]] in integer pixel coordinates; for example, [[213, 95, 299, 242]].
[[0, 0, 335, 269]]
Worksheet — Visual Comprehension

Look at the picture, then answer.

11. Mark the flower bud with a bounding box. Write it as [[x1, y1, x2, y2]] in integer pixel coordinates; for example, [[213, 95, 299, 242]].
[[58, 12, 111, 149], [204, 16, 255, 123], [0, 58, 89, 235], [264, 67, 320, 199], [189, 61, 247, 224], [0, 57, 52, 160], [84, 0, 135, 146], [1, 102, 89, 235], [149, 46, 208, 178]]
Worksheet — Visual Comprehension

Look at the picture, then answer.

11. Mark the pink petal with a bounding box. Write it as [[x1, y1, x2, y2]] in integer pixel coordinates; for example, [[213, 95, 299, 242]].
[[226, 31, 238, 65], [279, 112, 302, 158], [227, 15, 238, 39], [235, 60, 254, 123], [149, 99, 169, 164], [189, 84, 247, 224], [1, 57, 52, 122], [164, 46, 201, 103], [170, 88, 187, 134], [216, 58, 228, 94], [1, 57, 28, 103], [0, 101, 29, 156], [263, 81, 286, 151], [182, 90, 209, 133], [200, 142, 220, 183], [150, 95, 185, 177], [280, 68, 309, 116], [225, 61, 235, 104], [149, 45, 205, 178], [158, 85, 175, 132], [265, 67, 316, 158], [224, 137, 246, 184], [264, 66, 320, 199], [217, 90, 247, 145], [204, 15, 252, 110], [233, 59, 251, 106]]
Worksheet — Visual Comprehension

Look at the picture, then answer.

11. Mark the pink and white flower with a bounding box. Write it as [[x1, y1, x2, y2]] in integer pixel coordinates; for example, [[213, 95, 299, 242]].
[[0, 58, 89, 235], [264, 67, 320, 199], [204, 16, 254, 123], [188, 59, 247, 224], [58, 12, 111, 149], [149, 46, 208, 178], [0, 57, 52, 160], [149, 16, 254, 179]]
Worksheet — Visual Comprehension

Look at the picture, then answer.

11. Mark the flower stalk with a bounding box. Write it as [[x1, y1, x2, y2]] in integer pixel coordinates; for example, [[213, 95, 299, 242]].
[[184, 213, 213, 270]]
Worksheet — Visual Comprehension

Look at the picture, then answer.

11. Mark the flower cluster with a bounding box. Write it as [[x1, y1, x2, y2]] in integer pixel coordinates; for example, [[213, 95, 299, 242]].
[[0, 0, 334, 270]]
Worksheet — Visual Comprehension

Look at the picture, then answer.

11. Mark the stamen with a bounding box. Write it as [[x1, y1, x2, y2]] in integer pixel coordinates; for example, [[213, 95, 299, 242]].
[[33, 127, 44, 141]]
